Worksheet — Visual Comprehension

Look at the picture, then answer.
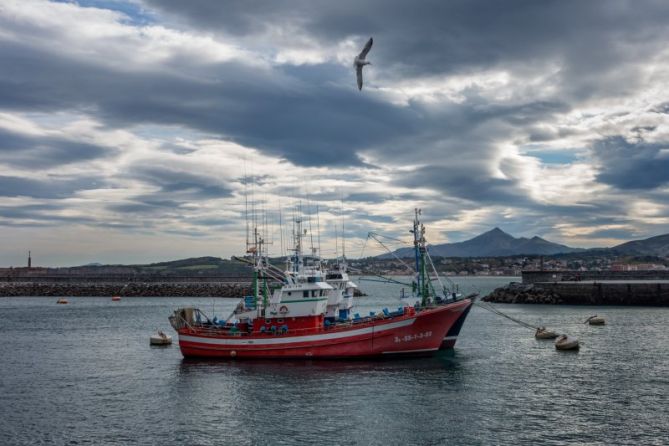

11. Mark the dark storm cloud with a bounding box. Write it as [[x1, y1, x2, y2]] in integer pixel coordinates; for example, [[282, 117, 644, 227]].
[[0, 175, 104, 199], [593, 136, 669, 190], [0, 128, 115, 168]]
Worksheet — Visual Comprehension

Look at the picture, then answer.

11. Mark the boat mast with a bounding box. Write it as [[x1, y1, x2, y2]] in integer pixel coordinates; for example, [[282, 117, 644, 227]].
[[412, 208, 420, 300], [412, 208, 431, 306]]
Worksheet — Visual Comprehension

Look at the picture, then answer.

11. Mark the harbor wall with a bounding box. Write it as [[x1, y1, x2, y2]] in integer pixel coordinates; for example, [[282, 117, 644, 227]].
[[522, 270, 669, 284], [0, 278, 368, 298], [0, 281, 254, 297], [484, 281, 669, 305]]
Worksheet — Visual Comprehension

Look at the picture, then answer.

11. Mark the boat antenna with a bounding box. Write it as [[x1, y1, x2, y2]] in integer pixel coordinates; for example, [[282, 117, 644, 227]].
[[340, 195, 346, 261], [307, 194, 315, 257], [278, 199, 284, 258], [334, 222, 339, 266], [244, 159, 249, 253], [316, 204, 321, 261]]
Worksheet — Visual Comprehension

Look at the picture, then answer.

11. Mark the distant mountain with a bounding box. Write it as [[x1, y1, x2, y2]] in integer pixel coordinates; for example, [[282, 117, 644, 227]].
[[610, 233, 669, 257], [383, 227, 583, 258]]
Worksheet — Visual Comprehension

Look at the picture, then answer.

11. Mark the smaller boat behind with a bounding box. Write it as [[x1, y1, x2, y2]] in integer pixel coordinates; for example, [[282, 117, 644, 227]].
[[150, 331, 172, 346], [535, 327, 558, 339], [56, 298, 69, 304], [111, 296, 121, 301], [555, 334, 579, 350], [586, 315, 605, 325]]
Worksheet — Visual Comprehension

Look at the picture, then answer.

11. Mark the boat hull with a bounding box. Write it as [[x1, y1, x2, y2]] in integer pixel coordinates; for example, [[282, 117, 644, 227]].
[[439, 299, 472, 349], [177, 299, 471, 359]]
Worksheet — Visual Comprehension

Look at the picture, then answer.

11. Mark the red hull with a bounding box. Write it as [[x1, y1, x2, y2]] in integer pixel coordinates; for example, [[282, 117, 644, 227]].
[[177, 299, 472, 359], [439, 299, 473, 349]]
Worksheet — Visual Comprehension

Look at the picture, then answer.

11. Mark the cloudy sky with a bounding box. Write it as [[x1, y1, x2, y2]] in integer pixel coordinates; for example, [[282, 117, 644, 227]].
[[1, 0, 669, 266]]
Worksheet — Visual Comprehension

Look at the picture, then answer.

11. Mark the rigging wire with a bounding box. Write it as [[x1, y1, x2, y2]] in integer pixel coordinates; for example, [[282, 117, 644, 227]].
[[474, 301, 538, 330], [367, 233, 414, 274]]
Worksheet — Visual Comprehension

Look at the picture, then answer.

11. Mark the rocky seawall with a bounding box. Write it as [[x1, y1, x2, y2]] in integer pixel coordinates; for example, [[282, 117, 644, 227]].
[[483, 283, 565, 304], [0, 281, 369, 298], [0, 281, 253, 297], [484, 281, 669, 306]]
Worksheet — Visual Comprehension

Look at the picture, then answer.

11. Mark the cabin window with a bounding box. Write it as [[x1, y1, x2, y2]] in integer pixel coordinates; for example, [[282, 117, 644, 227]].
[[277, 318, 284, 324], [265, 319, 271, 324], [303, 291, 309, 298], [287, 292, 291, 296], [312, 290, 317, 297]]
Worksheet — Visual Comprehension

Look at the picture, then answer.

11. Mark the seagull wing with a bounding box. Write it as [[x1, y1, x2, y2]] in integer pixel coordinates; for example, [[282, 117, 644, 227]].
[[358, 37, 373, 59], [356, 65, 363, 90]]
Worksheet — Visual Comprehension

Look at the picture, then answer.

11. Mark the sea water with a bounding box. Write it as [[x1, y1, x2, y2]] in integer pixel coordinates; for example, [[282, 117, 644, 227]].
[[1, 276, 667, 445]]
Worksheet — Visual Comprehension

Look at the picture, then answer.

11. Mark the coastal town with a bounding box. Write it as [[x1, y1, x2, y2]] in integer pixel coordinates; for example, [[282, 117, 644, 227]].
[[351, 254, 669, 277]]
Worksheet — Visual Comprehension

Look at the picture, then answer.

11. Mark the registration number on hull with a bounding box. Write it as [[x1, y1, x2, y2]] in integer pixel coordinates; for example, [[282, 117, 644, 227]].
[[394, 331, 432, 343]]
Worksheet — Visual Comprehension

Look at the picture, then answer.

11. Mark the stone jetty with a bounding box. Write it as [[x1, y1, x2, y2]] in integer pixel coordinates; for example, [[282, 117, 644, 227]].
[[484, 280, 669, 306], [0, 280, 254, 297], [0, 277, 369, 298]]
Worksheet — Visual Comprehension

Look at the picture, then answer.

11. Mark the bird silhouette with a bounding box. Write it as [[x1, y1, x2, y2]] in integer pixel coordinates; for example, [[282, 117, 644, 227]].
[[354, 37, 373, 90]]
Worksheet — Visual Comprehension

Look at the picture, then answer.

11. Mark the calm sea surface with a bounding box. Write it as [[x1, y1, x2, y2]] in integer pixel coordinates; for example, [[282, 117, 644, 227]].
[[1, 276, 668, 445]]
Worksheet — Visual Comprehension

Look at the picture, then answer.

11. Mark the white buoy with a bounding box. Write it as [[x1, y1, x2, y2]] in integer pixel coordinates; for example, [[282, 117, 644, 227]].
[[150, 331, 172, 346], [555, 334, 579, 350], [586, 315, 605, 325], [535, 327, 559, 339]]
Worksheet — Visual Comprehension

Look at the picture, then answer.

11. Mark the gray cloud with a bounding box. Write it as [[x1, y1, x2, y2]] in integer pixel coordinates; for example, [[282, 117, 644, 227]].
[[128, 166, 232, 198], [593, 136, 669, 190], [143, 0, 669, 94], [0, 175, 104, 199], [0, 128, 115, 168], [1, 0, 669, 263]]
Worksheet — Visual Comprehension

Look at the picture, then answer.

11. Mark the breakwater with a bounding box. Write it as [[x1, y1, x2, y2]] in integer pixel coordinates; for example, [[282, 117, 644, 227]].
[[0, 281, 253, 297], [0, 278, 368, 297], [484, 280, 669, 305], [522, 269, 669, 284]]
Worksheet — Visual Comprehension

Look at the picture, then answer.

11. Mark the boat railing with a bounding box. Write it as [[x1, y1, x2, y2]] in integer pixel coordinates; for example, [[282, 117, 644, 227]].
[[187, 310, 419, 337]]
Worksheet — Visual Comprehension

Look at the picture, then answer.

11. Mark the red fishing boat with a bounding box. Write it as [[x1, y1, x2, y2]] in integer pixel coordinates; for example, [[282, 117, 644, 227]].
[[169, 210, 473, 359]]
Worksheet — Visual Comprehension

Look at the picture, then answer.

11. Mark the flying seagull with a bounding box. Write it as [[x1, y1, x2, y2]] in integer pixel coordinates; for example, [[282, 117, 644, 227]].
[[354, 37, 373, 90]]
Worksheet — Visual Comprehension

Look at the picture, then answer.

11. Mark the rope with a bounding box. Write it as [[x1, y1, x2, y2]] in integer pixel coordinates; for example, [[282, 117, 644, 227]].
[[474, 301, 538, 330]]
